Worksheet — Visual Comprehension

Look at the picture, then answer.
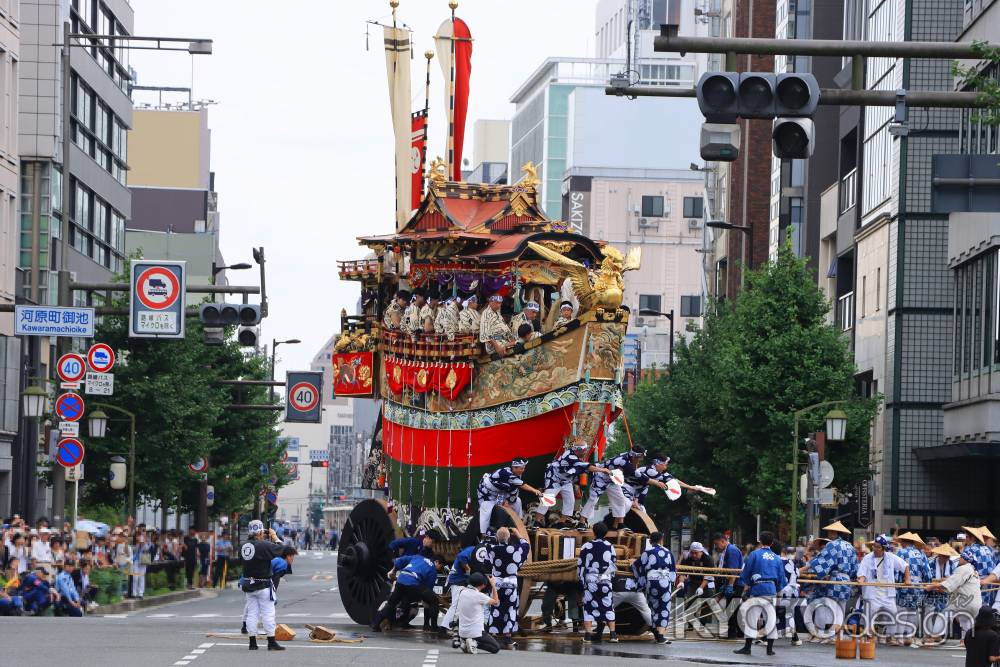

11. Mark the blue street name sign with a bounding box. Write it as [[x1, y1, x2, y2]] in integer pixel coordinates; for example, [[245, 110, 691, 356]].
[[15, 306, 95, 337]]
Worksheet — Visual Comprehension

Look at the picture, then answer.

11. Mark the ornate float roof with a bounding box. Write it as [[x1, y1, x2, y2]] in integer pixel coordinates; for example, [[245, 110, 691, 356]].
[[358, 162, 603, 264]]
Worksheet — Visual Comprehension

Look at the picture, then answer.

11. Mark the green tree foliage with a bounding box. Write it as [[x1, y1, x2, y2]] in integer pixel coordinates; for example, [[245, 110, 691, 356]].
[[78, 259, 285, 522], [954, 43, 1000, 128], [618, 241, 880, 534]]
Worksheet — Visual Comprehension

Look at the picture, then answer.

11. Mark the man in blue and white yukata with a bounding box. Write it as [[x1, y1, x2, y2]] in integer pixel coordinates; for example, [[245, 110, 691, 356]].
[[534, 438, 611, 529], [800, 521, 858, 638], [578, 521, 618, 644], [580, 445, 645, 530], [626, 455, 711, 518], [734, 531, 787, 657], [894, 532, 930, 646], [477, 458, 543, 536], [961, 526, 996, 606], [487, 527, 531, 649], [632, 530, 676, 644]]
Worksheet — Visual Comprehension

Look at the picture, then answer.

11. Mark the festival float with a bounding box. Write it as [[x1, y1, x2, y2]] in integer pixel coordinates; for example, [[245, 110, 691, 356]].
[[331, 1, 656, 630]]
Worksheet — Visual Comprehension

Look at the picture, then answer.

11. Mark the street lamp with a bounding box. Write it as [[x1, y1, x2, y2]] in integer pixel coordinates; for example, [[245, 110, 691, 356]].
[[790, 400, 848, 544], [638, 308, 675, 367], [270, 338, 302, 401], [88, 410, 108, 438], [22, 385, 49, 418], [87, 404, 137, 521], [706, 221, 753, 287], [825, 409, 848, 442], [211, 261, 253, 281]]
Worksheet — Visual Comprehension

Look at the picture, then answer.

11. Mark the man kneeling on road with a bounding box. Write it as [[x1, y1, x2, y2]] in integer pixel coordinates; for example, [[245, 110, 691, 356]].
[[455, 572, 501, 654], [371, 551, 447, 636], [239, 520, 287, 651]]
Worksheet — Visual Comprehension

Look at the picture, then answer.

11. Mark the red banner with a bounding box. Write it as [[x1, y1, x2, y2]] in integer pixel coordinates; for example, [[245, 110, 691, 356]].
[[383, 358, 473, 399], [332, 352, 375, 397], [411, 109, 427, 210], [452, 18, 472, 182]]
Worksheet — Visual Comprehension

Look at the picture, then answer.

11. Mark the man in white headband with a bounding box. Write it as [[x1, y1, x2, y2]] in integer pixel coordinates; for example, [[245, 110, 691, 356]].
[[479, 294, 515, 355], [458, 295, 481, 336], [510, 301, 540, 340], [476, 458, 544, 535], [239, 520, 287, 651]]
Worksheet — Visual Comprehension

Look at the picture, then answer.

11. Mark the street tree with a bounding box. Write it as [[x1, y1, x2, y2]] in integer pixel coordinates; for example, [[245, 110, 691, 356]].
[[617, 241, 880, 535]]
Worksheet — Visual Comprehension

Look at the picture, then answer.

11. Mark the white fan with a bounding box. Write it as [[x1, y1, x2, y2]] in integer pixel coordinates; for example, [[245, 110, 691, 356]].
[[695, 485, 717, 496], [609, 470, 625, 486], [540, 493, 557, 507], [664, 479, 682, 501]]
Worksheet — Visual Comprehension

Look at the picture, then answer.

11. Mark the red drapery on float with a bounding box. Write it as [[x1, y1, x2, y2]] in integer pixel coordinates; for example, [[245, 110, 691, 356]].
[[331, 352, 375, 397], [383, 357, 473, 398]]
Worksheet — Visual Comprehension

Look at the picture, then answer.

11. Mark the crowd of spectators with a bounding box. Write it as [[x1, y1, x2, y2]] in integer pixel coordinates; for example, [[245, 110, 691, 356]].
[[1, 514, 230, 617]]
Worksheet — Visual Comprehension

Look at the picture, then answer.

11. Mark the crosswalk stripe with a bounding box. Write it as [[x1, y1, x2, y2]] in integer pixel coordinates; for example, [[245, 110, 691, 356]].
[[147, 614, 176, 618], [191, 614, 219, 618]]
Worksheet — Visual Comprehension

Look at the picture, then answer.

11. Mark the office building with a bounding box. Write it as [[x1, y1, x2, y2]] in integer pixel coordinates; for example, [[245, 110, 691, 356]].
[[466, 119, 509, 184], [510, 1, 707, 220], [0, 1, 18, 519], [563, 166, 706, 366], [125, 103, 225, 286], [821, 0, 970, 530]]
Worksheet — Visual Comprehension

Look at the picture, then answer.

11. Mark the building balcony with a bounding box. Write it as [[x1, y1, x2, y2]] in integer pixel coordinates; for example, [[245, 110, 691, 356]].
[[839, 168, 857, 214], [836, 291, 855, 332]]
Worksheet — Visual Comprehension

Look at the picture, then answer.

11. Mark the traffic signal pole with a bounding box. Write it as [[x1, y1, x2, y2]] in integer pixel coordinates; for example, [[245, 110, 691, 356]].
[[606, 24, 997, 110]]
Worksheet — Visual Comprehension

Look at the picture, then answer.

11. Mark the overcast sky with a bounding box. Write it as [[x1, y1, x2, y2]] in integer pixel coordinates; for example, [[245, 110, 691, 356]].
[[127, 0, 598, 381]]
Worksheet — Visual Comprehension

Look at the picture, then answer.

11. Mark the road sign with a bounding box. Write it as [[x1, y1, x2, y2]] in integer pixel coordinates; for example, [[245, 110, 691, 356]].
[[129, 260, 186, 339], [188, 458, 209, 474], [87, 343, 115, 372], [15, 305, 95, 337], [309, 449, 330, 462], [66, 464, 84, 481], [288, 463, 299, 480], [56, 438, 85, 468], [55, 393, 85, 422], [260, 463, 270, 476], [265, 491, 278, 505], [57, 353, 87, 383], [285, 371, 322, 423], [58, 421, 80, 437], [84, 372, 114, 396]]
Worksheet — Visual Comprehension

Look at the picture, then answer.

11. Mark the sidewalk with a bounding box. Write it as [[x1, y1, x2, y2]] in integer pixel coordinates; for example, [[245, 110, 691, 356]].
[[93, 588, 216, 615]]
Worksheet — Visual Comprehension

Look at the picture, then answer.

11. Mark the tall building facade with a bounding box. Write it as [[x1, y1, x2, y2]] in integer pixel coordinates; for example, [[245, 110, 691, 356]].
[[0, 1, 18, 519], [125, 104, 224, 286]]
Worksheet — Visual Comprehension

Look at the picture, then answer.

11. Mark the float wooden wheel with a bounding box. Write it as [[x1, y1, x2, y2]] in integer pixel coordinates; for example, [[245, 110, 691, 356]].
[[337, 499, 395, 625]]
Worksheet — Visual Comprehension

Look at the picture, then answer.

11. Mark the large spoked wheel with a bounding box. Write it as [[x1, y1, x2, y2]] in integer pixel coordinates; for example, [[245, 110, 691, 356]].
[[613, 600, 649, 636], [337, 499, 395, 625]]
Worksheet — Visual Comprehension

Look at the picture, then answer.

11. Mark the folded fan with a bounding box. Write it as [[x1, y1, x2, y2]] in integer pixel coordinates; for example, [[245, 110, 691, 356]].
[[609, 469, 625, 486], [664, 479, 682, 501], [540, 493, 557, 507]]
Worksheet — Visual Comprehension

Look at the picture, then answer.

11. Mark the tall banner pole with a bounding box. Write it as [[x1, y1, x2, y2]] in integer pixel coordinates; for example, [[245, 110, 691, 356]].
[[384, 1, 413, 230]]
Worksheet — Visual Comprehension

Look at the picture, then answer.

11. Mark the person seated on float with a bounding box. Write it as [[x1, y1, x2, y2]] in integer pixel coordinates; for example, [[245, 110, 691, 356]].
[[421, 316, 437, 338], [479, 294, 515, 356], [458, 295, 481, 336], [383, 289, 411, 331], [436, 296, 461, 340], [554, 301, 575, 328], [517, 323, 541, 345], [422, 291, 440, 327], [404, 290, 427, 335], [510, 301, 541, 336]]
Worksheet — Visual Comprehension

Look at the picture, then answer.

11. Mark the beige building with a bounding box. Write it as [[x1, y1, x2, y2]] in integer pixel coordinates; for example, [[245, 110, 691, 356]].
[[0, 4, 16, 335], [563, 166, 705, 366], [128, 108, 211, 190]]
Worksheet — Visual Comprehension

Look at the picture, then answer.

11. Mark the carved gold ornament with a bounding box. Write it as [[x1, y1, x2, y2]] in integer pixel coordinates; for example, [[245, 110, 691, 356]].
[[393, 365, 402, 383], [527, 241, 642, 312], [519, 161, 540, 190], [358, 365, 372, 388], [428, 157, 448, 185], [416, 369, 429, 387], [445, 368, 458, 390]]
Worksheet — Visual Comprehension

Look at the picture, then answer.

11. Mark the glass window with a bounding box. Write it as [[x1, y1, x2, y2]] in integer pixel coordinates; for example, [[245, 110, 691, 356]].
[[681, 295, 702, 318], [641, 195, 664, 217], [638, 294, 661, 312], [683, 196, 704, 218]]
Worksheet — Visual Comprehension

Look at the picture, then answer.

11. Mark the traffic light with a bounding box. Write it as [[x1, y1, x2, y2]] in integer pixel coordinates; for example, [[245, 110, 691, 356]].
[[310, 460, 329, 468], [237, 325, 259, 348], [695, 71, 820, 160], [772, 73, 819, 159], [199, 303, 262, 327], [695, 72, 739, 122]]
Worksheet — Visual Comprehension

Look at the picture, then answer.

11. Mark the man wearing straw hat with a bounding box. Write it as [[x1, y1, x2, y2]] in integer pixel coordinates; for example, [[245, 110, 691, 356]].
[[895, 532, 931, 646], [963, 526, 996, 606], [928, 547, 983, 639], [925, 543, 959, 642], [800, 521, 858, 639], [856, 534, 910, 643]]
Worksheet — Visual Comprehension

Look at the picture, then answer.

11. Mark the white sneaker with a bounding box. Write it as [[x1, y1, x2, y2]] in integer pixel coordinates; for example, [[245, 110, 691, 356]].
[[461, 638, 477, 654]]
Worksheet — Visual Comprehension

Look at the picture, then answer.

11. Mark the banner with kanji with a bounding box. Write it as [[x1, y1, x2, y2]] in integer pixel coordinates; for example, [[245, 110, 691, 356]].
[[332, 352, 375, 397], [411, 109, 427, 211]]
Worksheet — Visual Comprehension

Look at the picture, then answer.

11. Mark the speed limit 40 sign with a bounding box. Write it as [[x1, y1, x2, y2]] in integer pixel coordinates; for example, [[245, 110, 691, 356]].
[[285, 371, 322, 423]]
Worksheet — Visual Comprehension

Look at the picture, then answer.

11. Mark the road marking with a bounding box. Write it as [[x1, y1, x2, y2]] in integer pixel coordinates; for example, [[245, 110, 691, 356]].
[[190, 649, 206, 654], [198, 644, 213, 649], [285, 613, 312, 617], [172, 641, 213, 667], [102, 613, 129, 618], [192, 613, 219, 618], [423, 647, 439, 666], [147, 613, 176, 618], [211, 642, 424, 651]]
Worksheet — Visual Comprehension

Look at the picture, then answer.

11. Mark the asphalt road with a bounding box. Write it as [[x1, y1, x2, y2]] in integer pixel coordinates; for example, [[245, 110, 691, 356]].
[[0, 552, 973, 666]]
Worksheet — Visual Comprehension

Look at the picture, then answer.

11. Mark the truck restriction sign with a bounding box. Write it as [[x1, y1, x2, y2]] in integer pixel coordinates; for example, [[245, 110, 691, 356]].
[[87, 343, 115, 372], [57, 353, 87, 383]]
